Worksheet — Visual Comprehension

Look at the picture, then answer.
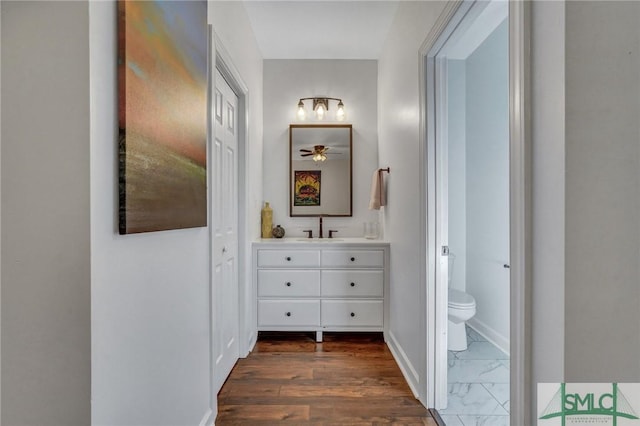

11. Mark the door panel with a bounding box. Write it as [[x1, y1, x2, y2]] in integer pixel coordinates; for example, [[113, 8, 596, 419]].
[[212, 70, 239, 393]]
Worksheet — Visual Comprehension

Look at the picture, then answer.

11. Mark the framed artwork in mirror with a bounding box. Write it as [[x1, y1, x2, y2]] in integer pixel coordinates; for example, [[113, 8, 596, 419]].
[[294, 170, 321, 206]]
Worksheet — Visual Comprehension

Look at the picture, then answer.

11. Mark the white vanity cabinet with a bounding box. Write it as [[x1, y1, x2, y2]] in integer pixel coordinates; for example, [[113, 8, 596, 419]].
[[253, 239, 390, 342]]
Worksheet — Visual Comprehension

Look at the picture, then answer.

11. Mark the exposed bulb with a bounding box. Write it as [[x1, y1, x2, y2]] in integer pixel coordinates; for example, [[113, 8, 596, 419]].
[[297, 101, 306, 120], [336, 101, 346, 121], [315, 103, 326, 120]]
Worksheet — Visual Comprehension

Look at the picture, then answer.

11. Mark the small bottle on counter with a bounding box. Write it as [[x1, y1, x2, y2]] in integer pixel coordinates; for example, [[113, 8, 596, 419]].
[[272, 225, 285, 238]]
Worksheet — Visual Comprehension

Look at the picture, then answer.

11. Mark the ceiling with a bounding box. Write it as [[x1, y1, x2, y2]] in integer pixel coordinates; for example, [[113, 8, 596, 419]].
[[242, 1, 401, 59]]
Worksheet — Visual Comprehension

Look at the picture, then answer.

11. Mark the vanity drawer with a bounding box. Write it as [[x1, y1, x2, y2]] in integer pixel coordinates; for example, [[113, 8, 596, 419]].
[[258, 300, 320, 326], [321, 300, 383, 327], [257, 249, 321, 268], [322, 250, 384, 268], [258, 270, 320, 297], [321, 270, 383, 297]]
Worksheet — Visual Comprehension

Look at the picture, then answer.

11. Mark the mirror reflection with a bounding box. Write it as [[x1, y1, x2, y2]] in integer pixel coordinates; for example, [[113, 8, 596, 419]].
[[289, 124, 352, 217]]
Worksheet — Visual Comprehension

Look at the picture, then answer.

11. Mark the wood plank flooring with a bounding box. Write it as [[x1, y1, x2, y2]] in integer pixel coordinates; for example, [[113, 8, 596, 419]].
[[216, 332, 437, 425]]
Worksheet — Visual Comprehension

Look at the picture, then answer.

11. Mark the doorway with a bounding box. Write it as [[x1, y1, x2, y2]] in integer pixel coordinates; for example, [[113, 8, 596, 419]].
[[420, 0, 530, 424], [209, 32, 253, 421]]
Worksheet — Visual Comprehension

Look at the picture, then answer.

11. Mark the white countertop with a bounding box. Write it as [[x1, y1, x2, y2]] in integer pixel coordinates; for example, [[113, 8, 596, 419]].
[[253, 237, 389, 246]]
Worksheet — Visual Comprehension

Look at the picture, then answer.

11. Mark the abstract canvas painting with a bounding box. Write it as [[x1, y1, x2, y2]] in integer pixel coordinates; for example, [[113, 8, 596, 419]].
[[118, 0, 208, 234], [294, 170, 321, 206]]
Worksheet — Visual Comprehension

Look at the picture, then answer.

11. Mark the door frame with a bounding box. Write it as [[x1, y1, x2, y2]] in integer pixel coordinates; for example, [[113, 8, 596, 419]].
[[418, 0, 531, 423], [206, 30, 252, 425]]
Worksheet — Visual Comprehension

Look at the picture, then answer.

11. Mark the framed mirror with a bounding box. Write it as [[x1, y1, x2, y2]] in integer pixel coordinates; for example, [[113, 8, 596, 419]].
[[289, 124, 352, 217]]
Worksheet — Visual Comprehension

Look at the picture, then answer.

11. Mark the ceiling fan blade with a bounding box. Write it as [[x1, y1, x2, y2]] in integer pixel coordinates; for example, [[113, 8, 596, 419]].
[[300, 149, 312, 152], [301, 153, 313, 157]]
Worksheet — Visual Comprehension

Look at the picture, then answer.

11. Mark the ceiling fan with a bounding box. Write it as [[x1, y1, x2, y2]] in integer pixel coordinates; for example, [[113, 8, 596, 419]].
[[299, 145, 340, 162]]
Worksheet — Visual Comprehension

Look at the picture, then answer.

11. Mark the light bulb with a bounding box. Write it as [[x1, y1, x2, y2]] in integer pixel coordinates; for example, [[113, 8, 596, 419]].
[[297, 100, 306, 120], [312, 153, 327, 162], [315, 103, 326, 120], [336, 101, 345, 121]]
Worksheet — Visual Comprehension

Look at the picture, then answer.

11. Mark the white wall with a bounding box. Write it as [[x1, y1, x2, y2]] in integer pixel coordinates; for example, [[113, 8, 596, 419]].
[[564, 1, 640, 381], [378, 0, 447, 396], [2, 2, 91, 425], [447, 60, 467, 292], [263, 60, 379, 238], [90, 3, 211, 424], [531, 0, 565, 390], [90, 2, 263, 425], [464, 20, 510, 350]]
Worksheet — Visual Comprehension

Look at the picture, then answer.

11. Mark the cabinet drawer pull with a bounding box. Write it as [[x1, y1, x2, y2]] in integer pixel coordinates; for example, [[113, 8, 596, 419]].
[[350, 257, 355, 262], [286, 282, 292, 287], [286, 256, 292, 261], [350, 282, 355, 287], [286, 312, 291, 317], [350, 312, 355, 317]]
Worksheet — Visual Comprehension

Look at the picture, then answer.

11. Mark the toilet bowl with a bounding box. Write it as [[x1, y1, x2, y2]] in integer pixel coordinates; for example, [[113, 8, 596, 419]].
[[448, 288, 476, 351]]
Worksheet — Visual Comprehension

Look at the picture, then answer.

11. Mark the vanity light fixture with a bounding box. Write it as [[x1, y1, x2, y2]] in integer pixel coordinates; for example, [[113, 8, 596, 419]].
[[296, 97, 346, 121]]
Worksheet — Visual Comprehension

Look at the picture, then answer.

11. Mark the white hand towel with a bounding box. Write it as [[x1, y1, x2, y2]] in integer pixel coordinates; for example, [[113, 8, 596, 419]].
[[369, 169, 386, 210]]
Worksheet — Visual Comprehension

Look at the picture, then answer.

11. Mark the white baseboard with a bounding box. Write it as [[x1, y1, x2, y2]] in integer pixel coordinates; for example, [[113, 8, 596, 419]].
[[467, 317, 509, 356], [385, 330, 420, 398], [199, 408, 214, 426]]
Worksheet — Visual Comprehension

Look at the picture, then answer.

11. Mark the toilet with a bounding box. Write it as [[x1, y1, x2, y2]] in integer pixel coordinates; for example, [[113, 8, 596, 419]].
[[447, 253, 477, 351], [448, 288, 477, 351]]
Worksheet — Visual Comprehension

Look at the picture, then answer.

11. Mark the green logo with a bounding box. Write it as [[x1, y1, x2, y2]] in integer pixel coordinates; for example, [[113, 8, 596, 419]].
[[540, 383, 639, 425]]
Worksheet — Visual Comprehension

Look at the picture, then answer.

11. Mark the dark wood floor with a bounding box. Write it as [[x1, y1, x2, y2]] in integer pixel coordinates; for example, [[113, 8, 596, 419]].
[[216, 332, 437, 425]]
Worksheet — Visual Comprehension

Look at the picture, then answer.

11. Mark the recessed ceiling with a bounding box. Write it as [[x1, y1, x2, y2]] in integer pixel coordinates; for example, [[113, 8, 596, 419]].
[[242, 1, 400, 59]]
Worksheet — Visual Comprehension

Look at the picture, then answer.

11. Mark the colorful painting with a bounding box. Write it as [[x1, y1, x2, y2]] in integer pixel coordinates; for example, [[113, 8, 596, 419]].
[[294, 170, 321, 206], [118, 0, 208, 234]]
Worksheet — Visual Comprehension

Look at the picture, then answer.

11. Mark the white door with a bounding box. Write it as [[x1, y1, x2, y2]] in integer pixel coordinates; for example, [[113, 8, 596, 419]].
[[212, 69, 239, 393]]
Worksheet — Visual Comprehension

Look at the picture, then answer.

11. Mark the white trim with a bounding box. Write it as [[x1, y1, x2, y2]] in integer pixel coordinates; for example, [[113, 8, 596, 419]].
[[386, 330, 420, 398], [433, 54, 450, 410], [442, 0, 507, 60], [209, 29, 252, 423], [0, 2, 3, 420], [199, 409, 214, 426], [467, 318, 510, 356], [508, 1, 532, 424], [418, 0, 466, 409]]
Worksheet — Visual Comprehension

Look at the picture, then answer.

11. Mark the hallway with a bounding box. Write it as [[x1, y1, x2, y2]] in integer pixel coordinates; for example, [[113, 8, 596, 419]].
[[216, 333, 438, 425]]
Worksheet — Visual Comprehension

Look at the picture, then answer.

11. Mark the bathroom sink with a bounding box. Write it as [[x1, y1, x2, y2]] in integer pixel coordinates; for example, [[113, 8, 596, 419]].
[[295, 238, 344, 242]]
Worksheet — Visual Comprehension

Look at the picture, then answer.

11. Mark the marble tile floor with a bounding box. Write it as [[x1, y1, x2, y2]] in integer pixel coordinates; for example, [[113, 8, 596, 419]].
[[440, 325, 510, 426]]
